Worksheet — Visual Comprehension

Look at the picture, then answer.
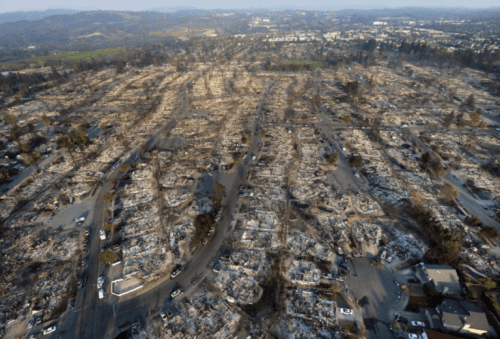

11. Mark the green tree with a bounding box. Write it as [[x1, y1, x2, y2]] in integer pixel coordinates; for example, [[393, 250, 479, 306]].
[[442, 240, 462, 265], [479, 277, 497, 291], [440, 183, 459, 202], [118, 164, 128, 172], [330, 284, 342, 295], [466, 94, 475, 109], [326, 152, 338, 164], [469, 111, 481, 126], [99, 249, 118, 265], [0, 168, 9, 184], [443, 111, 455, 129], [20, 143, 31, 153], [58, 135, 78, 167], [102, 192, 114, 202], [41, 115, 52, 126], [479, 226, 499, 240], [4, 114, 17, 125], [349, 154, 363, 168], [465, 215, 483, 227], [212, 182, 226, 207], [28, 151, 41, 170], [103, 221, 114, 232], [346, 80, 359, 97], [69, 129, 89, 161], [10, 124, 21, 141]]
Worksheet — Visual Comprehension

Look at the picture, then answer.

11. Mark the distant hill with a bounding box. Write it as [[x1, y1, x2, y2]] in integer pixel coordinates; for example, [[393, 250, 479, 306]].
[[0, 9, 81, 25], [0, 9, 234, 49], [1, 6, 499, 53]]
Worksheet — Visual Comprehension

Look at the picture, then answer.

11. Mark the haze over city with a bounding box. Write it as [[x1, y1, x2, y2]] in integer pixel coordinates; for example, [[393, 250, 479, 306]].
[[0, 0, 499, 12]]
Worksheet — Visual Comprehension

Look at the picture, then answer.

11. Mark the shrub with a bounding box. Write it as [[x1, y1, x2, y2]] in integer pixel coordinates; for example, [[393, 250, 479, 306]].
[[103, 221, 114, 232], [479, 277, 497, 291], [102, 192, 114, 202], [349, 154, 363, 168], [342, 115, 352, 123], [326, 152, 338, 164], [0, 168, 9, 184], [479, 226, 499, 240], [41, 115, 52, 126], [4, 114, 17, 124], [465, 215, 482, 227], [440, 183, 459, 202]]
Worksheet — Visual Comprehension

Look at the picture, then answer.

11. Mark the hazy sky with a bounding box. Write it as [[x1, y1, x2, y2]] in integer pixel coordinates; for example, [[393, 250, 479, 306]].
[[0, 0, 498, 13]]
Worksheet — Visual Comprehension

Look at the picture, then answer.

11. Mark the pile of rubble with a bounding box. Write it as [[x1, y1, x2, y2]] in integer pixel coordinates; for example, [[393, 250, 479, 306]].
[[164, 293, 241, 338]]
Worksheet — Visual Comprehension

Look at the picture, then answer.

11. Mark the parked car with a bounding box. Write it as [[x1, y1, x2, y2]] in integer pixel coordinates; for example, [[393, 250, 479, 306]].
[[170, 265, 182, 279], [98, 289, 104, 299], [171, 289, 182, 298], [213, 263, 221, 273], [411, 320, 426, 327], [73, 216, 85, 223], [340, 308, 353, 315], [408, 278, 419, 284], [160, 311, 167, 322], [43, 325, 56, 335], [27, 317, 34, 329]]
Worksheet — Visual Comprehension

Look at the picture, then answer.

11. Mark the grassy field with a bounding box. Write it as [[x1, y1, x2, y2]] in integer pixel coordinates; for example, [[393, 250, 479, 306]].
[[1, 48, 124, 69], [280, 61, 324, 67], [269, 61, 325, 72]]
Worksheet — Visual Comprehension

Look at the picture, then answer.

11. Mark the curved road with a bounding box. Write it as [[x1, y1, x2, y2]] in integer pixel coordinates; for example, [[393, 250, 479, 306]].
[[55, 67, 268, 339]]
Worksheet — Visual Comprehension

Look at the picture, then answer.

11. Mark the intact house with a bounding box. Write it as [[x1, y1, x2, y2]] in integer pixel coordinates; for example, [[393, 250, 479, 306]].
[[435, 299, 491, 337], [415, 263, 461, 296]]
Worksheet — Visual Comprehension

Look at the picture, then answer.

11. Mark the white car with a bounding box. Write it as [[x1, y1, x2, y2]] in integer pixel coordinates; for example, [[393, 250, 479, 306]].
[[97, 276, 104, 289], [74, 216, 85, 223], [227, 296, 236, 303], [170, 267, 182, 279], [411, 320, 425, 327], [340, 308, 353, 315], [408, 334, 419, 339], [98, 289, 104, 299], [43, 325, 56, 334], [27, 317, 34, 329], [171, 289, 182, 298], [160, 311, 167, 322]]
